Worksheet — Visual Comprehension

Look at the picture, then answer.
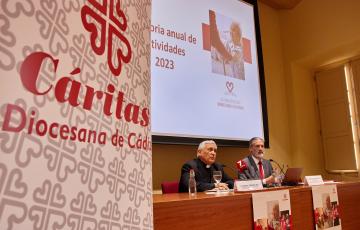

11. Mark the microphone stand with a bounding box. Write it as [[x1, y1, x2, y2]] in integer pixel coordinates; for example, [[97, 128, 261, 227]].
[[269, 159, 287, 186], [221, 164, 239, 179], [269, 159, 286, 175]]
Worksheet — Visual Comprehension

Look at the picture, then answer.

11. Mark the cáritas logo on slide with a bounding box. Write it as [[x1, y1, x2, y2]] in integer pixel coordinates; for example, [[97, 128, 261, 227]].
[[81, 0, 132, 76]]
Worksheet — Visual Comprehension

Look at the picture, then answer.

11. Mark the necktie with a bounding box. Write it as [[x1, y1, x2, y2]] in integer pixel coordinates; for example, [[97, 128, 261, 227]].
[[258, 161, 264, 179]]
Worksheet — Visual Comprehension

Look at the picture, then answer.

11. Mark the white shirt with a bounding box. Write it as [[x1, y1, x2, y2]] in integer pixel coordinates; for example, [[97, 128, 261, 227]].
[[251, 155, 266, 184]]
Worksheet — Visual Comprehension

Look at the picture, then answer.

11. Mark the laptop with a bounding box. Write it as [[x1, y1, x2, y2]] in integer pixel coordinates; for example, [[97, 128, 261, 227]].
[[281, 168, 303, 186]]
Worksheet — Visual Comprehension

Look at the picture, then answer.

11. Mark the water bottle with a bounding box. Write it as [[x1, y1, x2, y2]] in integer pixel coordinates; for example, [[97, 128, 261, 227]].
[[188, 169, 197, 195]]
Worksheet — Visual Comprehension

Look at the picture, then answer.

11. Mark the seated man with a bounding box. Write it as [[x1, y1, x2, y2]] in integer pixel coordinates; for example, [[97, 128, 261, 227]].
[[179, 140, 234, 192], [238, 137, 275, 185]]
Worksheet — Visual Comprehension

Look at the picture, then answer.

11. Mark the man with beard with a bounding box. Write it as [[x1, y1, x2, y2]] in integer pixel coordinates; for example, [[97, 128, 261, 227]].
[[238, 137, 275, 185]]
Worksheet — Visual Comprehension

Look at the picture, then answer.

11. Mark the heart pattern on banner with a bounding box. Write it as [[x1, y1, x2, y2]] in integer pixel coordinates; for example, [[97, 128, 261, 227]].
[[0, 0, 152, 229]]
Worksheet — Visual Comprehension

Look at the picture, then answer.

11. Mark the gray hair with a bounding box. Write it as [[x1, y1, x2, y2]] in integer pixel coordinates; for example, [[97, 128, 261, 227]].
[[230, 22, 241, 35], [197, 140, 216, 156], [249, 137, 264, 147]]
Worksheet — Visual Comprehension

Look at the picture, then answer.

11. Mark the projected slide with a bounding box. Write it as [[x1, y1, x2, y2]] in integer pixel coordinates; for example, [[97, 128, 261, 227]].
[[151, 0, 265, 141]]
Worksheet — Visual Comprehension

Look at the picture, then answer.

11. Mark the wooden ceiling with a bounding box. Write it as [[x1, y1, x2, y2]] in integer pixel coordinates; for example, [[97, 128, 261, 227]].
[[259, 0, 302, 9]]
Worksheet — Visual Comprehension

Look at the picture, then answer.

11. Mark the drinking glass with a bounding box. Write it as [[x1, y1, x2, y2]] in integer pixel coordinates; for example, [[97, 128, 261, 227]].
[[274, 167, 284, 186], [213, 171, 222, 189]]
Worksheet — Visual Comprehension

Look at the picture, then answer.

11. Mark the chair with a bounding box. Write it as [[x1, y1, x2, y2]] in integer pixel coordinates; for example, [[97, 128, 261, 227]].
[[161, 181, 179, 194]]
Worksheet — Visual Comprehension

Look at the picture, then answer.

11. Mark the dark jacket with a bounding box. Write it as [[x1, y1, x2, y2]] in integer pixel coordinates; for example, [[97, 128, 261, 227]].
[[238, 155, 274, 180], [179, 158, 234, 192]]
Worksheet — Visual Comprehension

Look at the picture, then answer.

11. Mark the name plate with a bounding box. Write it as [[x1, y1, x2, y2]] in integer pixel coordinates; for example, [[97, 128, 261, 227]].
[[234, 179, 263, 192], [304, 175, 324, 186]]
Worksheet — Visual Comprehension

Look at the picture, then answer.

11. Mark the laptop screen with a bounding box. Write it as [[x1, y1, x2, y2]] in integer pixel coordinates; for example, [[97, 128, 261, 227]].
[[282, 168, 303, 186]]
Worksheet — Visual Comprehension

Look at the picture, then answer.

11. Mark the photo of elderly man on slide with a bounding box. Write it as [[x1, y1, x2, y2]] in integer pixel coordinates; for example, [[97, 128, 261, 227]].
[[210, 10, 245, 80]]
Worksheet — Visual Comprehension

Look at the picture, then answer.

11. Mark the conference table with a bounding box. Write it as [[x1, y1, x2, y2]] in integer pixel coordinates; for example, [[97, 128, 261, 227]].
[[153, 181, 360, 230]]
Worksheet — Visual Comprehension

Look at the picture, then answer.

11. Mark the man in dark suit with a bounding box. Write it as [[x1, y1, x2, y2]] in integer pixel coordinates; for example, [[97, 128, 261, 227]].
[[238, 137, 275, 185], [179, 140, 234, 192]]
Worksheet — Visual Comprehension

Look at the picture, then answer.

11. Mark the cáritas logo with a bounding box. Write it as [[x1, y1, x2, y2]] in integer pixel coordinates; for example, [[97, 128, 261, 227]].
[[2, 52, 149, 147], [226, 81, 234, 93], [81, 0, 132, 76], [16, 52, 149, 127]]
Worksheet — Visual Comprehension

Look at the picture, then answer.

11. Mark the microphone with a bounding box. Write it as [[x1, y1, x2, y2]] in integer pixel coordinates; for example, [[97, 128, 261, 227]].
[[221, 164, 239, 178], [269, 159, 286, 175]]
